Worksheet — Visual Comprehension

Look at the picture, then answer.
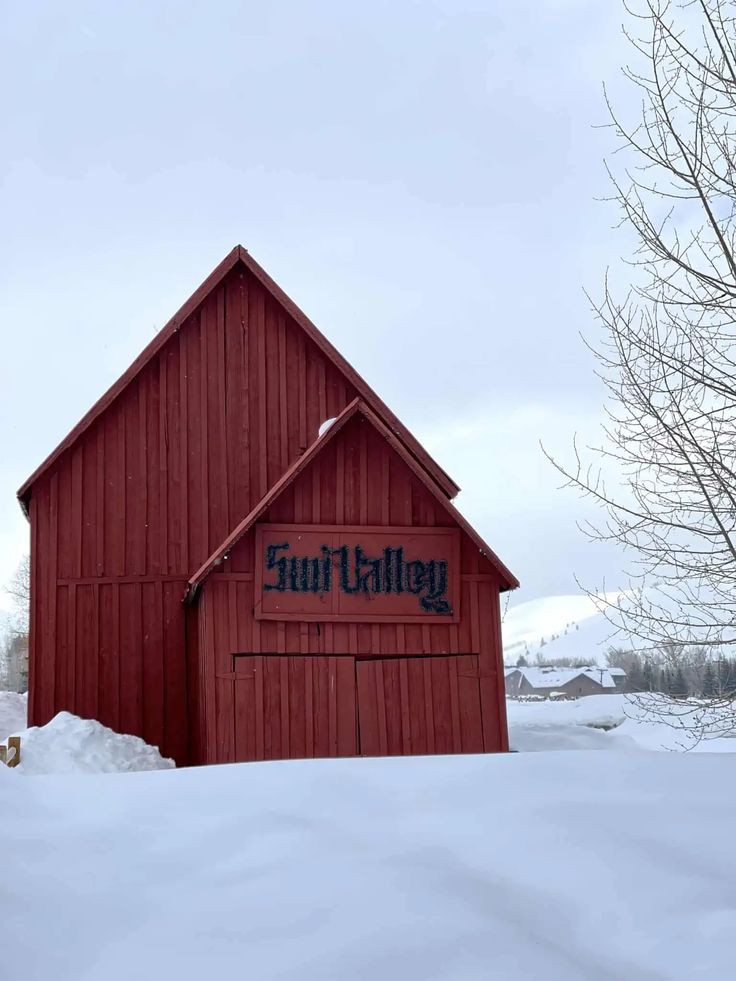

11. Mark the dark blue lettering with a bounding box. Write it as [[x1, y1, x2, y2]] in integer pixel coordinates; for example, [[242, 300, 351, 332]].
[[262, 541, 452, 614]]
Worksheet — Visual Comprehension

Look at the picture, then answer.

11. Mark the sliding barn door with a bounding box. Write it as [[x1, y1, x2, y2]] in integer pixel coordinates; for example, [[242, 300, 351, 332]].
[[230, 655, 357, 761], [356, 656, 484, 756]]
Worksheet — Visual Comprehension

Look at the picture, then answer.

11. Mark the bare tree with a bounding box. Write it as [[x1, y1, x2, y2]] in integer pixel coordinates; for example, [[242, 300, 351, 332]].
[[2, 556, 30, 693], [5, 554, 30, 634], [547, 0, 736, 736]]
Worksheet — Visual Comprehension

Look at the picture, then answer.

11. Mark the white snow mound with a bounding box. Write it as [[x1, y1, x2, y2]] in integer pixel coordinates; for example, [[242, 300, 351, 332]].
[[7, 711, 175, 774]]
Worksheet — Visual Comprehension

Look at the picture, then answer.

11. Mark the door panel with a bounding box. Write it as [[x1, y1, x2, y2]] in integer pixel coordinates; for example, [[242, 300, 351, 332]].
[[231, 655, 357, 762], [356, 655, 484, 757], [226, 653, 485, 764]]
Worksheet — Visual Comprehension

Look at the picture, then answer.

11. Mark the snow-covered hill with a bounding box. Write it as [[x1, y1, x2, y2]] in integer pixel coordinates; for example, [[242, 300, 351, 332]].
[[502, 592, 623, 667]]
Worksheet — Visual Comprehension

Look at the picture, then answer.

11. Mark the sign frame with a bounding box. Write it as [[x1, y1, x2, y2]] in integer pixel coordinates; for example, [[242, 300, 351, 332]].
[[254, 523, 461, 624]]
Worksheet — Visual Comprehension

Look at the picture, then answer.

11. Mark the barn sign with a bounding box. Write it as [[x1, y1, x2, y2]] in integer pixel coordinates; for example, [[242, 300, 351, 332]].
[[255, 524, 460, 623]]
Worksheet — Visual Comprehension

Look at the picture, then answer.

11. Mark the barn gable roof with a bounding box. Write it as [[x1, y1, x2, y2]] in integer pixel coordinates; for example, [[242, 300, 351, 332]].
[[17, 246, 459, 513], [186, 397, 519, 600]]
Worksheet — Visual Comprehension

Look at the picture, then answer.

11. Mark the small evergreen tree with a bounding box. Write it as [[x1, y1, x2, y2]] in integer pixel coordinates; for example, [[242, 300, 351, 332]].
[[717, 658, 733, 696], [702, 662, 717, 699], [670, 666, 688, 699], [626, 658, 645, 693], [728, 659, 736, 695]]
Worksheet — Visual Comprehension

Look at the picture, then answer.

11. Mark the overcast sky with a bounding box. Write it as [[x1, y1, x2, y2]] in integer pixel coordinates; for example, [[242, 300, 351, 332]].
[[0, 0, 636, 612]]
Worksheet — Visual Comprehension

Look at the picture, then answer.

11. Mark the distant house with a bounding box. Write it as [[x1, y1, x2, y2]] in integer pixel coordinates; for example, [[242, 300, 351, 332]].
[[504, 666, 626, 699]]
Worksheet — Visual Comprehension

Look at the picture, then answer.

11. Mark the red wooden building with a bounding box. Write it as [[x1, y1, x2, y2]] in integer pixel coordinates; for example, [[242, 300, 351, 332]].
[[18, 246, 518, 765]]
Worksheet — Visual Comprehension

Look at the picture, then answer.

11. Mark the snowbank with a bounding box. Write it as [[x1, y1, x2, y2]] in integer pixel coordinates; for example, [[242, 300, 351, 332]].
[[507, 692, 736, 752], [5, 711, 174, 774], [0, 689, 27, 741], [509, 721, 640, 752], [2, 750, 735, 979], [508, 692, 627, 730]]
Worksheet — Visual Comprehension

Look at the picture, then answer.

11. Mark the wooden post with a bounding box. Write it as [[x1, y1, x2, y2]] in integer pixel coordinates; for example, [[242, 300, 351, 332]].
[[0, 736, 21, 768]]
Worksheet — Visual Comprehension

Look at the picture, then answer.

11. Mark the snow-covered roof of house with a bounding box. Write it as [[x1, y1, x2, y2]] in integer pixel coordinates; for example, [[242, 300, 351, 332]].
[[608, 668, 626, 677], [581, 669, 617, 690], [517, 668, 583, 689], [512, 666, 619, 690]]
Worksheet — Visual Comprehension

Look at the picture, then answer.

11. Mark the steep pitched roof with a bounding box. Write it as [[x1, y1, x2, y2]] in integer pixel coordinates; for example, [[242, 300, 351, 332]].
[[18, 246, 459, 513], [186, 397, 518, 600]]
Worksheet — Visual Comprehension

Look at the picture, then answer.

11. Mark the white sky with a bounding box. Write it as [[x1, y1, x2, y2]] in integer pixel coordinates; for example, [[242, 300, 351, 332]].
[[0, 0, 636, 612]]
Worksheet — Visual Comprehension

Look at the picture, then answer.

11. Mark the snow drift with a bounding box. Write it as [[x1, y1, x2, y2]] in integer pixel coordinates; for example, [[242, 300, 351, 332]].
[[4, 710, 174, 774], [2, 750, 735, 980]]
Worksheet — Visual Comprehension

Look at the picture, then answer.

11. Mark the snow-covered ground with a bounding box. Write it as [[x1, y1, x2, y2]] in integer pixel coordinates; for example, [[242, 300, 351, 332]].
[[4, 692, 736, 978], [508, 693, 736, 753], [503, 592, 620, 666], [3, 746, 736, 980]]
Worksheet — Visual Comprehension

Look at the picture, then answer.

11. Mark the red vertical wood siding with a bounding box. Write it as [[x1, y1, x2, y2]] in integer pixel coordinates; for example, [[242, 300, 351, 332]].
[[196, 414, 507, 763], [27, 262, 363, 762]]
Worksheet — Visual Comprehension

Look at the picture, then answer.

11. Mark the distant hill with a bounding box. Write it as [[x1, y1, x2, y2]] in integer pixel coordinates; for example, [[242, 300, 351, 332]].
[[502, 593, 624, 667]]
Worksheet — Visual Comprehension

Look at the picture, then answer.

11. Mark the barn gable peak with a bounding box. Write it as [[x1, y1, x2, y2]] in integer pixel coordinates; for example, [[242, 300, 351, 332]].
[[187, 398, 518, 600], [18, 246, 459, 513]]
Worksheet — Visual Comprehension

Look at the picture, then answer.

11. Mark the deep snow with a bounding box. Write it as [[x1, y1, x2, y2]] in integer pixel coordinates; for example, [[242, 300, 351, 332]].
[[3, 749, 736, 980], [3, 692, 736, 977]]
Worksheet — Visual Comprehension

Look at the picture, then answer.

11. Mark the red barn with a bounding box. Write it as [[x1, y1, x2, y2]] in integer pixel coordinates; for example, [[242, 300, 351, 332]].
[[18, 247, 518, 765]]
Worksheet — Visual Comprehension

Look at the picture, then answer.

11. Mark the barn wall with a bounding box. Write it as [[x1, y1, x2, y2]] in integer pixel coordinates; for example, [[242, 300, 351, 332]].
[[28, 263, 361, 761], [195, 414, 508, 764]]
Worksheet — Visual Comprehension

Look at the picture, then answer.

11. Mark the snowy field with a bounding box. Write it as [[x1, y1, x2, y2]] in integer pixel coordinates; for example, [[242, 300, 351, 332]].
[[3, 693, 736, 979]]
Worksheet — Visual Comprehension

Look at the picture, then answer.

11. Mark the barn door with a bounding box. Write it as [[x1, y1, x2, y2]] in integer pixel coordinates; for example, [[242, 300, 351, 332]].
[[231, 655, 357, 762], [356, 655, 484, 757]]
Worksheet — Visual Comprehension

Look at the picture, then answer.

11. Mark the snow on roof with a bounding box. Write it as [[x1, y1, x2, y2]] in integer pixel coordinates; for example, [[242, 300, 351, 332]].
[[513, 666, 620, 690], [581, 669, 617, 690], [518, 668, 584, 689], [609, 668, 626, 676]]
